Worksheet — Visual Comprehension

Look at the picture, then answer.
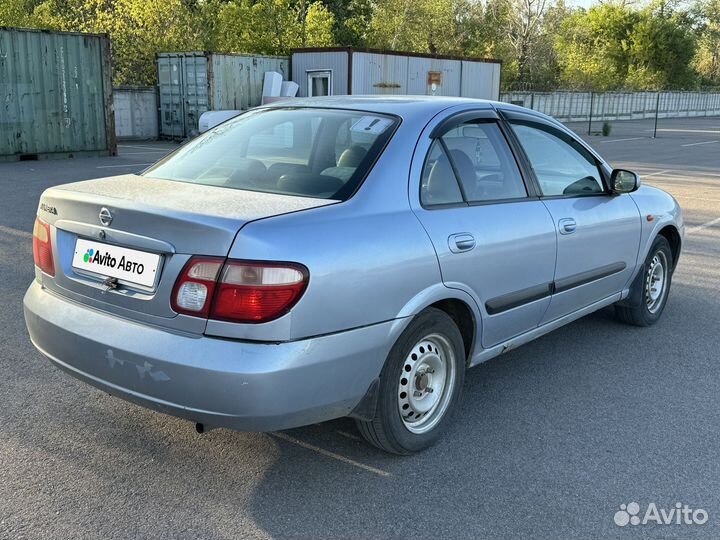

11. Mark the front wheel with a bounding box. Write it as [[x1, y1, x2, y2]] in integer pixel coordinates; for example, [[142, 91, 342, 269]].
[[356, 308, 465, 454], [615, 235, 674, 326]]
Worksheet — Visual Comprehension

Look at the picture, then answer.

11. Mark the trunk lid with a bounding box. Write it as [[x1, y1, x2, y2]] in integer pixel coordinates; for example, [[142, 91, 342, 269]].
[[38, 174, 332, 332]]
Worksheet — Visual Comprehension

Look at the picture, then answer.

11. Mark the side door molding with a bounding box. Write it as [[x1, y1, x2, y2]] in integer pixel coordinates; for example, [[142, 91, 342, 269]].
[[484, 261, 626, 315]]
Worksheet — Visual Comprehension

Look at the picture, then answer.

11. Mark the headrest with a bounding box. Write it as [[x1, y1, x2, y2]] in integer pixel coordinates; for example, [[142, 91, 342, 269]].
[[337, 145, 367, 168]]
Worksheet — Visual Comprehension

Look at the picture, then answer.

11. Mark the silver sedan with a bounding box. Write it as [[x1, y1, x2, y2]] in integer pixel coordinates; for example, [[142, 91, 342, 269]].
[[24, 97, 683, 454]]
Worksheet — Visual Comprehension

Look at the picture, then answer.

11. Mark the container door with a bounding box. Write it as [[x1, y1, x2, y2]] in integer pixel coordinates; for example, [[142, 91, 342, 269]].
[[158, 55, 185, 138], [182, 54, 209, 137]]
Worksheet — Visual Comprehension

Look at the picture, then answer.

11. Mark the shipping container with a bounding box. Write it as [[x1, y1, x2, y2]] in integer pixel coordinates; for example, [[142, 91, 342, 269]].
[[291, 48, 502, 100], [157, 52, 290, 138], [114, 86, 158, 140], [0, 27, 116, 160]]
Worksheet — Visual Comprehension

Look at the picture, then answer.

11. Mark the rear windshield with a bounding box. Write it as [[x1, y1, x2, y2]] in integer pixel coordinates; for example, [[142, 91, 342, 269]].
[[144, 108, 398, 200]]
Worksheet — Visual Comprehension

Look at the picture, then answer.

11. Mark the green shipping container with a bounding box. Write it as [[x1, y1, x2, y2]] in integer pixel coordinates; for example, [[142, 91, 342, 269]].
[[157, 52, 290, 139], [0, 27, 116, 160]]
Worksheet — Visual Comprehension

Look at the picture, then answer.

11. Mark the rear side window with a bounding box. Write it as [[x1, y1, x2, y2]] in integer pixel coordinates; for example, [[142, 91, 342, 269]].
[[421, 120, 527, 207], [421, 141, 464, 206], [510, 122, 605, 196], [145, 108, 398, 200], [441, 122, 527, 202]]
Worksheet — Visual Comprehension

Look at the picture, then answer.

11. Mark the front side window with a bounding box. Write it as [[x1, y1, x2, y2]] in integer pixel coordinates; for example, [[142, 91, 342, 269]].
[[510, 122, 605, 196], [145, 108, 397, 200]]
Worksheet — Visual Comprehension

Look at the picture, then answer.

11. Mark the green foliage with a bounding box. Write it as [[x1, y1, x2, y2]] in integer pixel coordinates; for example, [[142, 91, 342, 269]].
[[693, 0, 720, 84], [628, 4, 697, 89], [366, 0, 467, 54], [0, 0, 716, 90], [555, 1, 699, 90], [555, 5, 638, 90], [602, 121, 612, 136], [0, 0, 335, 85]]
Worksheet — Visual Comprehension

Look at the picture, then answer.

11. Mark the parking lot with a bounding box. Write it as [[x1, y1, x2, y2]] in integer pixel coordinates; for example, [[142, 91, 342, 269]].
[[1, 116, 719, 539]]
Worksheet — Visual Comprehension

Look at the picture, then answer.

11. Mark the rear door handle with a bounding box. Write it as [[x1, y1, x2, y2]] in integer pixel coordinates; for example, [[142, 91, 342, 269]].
[[449, 233, 476, 253], [558, 218, 577, 235]]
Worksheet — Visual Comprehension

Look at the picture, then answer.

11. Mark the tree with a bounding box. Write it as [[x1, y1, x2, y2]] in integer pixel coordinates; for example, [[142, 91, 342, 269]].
[[505, 0, 549, 85], [627, 2, 697, 89], [366, 0, 467, 54], [555, 4, 638, 89], [217, 0, 335, 55], [0, 0, 41, 26], [1, 0, 715, 90], [319, 0, 372, 47], [693, 0, 720, 84]]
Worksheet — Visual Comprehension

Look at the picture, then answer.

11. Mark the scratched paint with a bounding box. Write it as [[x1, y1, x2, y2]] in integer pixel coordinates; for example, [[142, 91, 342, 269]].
[[0, 28, 116, 160]]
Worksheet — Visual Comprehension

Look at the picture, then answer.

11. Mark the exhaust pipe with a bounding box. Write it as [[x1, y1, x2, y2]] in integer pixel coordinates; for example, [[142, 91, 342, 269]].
[[195, 422, 206, 434]]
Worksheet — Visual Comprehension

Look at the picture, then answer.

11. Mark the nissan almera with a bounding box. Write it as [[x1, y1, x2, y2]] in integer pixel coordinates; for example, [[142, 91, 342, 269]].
[[24, 97, 683, 454]]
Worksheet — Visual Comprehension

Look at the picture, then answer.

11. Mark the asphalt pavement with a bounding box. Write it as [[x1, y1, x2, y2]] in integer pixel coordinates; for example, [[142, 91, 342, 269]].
[[1, 118, 719, 539]]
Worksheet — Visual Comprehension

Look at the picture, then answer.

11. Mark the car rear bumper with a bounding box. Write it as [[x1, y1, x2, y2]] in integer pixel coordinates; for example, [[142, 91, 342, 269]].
[[24, 280, 400, 431]]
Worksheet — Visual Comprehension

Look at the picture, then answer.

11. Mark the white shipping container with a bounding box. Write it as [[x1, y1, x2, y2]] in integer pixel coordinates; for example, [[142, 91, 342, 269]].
[[290, 48, 502, 100]]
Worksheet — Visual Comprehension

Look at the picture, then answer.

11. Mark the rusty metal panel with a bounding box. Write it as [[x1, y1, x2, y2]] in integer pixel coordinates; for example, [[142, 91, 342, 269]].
[[114, 86, 158, 140], [460, 61, 501, 100], [158, 52, 290, 138], [290, 51, 349, 96], [157, 53, 185, 138], [157, 52, 211, 138], [182, 53, 209, 137], [351, 52, 408, 95], [407, 57, 461, 96], [0, 27, 115, 160]]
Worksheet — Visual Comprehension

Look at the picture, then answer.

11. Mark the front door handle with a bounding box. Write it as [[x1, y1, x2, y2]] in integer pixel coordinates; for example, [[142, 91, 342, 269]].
[[558, 218, 577, 235], [449, 233, 476, 253]]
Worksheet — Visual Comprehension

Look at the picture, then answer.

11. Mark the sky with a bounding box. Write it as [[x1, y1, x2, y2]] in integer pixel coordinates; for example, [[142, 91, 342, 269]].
[[566, 0, 596, 8]]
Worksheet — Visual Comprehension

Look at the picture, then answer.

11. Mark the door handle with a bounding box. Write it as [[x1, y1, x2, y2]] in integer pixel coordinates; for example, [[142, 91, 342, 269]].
[[558, 218, 577, 235], [449, 233, 476, 253]]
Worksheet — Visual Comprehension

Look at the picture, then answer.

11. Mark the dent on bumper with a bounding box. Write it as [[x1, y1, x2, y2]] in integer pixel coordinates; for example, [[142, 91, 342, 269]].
[[23, 281, 400, 431]]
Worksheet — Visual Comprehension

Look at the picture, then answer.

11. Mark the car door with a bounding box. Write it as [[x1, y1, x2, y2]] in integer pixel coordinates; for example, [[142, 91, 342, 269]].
[[410, 109, 557, 348], [502, 110, 641, 323]]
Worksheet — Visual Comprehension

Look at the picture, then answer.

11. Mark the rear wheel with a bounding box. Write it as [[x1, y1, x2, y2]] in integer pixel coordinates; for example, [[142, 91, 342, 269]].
[[356, 308, 465, 454], [615, 235, 673, 326]]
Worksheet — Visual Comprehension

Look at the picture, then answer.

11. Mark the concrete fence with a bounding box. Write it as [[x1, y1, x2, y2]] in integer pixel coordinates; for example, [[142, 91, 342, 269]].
[[500, 91, 720, 123], [114, 86, 159, 140]]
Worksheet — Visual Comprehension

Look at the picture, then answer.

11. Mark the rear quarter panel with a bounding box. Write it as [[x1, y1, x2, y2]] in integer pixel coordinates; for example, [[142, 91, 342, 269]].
[[210, 199, 441, 340], [205, 112, 461, 342]]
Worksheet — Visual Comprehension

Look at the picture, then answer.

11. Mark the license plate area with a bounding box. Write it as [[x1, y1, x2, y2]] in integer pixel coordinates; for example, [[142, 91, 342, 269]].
[[72, 238, 162, 290]]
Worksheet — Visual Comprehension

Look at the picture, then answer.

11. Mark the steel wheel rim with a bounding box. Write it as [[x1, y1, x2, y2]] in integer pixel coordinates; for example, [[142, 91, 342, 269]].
[[397, 333, 456, 434], [646, 251, 667, 314]]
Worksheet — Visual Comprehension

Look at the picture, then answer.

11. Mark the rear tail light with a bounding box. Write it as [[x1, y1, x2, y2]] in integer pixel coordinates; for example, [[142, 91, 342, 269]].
[[211, 262, 308, 323], [32, 217, 55, 276], [171, 257, 224, 317], [172, 258, 308, 323]]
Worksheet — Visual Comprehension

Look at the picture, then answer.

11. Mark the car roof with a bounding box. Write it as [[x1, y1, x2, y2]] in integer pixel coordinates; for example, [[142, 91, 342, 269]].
[[258, 95, 497, 119], [257, 95, 574, 142]]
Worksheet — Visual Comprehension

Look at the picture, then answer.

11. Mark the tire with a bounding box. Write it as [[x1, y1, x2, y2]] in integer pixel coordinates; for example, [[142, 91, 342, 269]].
[[355, 308, 465, 455], [615, 235, 674, 327]]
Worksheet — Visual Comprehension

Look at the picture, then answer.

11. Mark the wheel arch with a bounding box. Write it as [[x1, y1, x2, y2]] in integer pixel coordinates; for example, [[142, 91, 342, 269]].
[[350, 291, 479, 423], [393, 283, 481, 366], [428, 299, 476, 366], [658, 224, 682, 271]]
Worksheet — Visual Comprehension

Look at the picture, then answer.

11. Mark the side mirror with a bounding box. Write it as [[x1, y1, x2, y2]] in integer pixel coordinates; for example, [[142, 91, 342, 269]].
[[610, 169, 640, 194]]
